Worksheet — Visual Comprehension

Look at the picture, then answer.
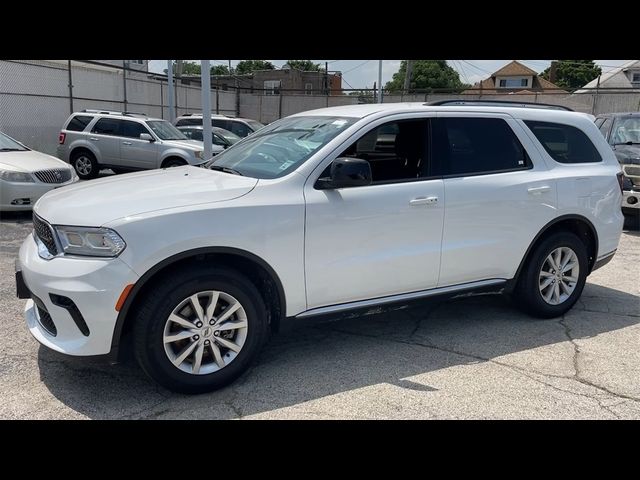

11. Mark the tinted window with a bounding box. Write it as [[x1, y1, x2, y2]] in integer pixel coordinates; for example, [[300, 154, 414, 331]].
[[228, 122, 252, 137], [335, 119, 428, 183], [432, 118, 530, 176], [212, 119, 231, 130], [66, 115, 94, 132], [91, 118, 122, 136], [175, 118, 202, 126], [189, 130, 203, 141], [525, 120, 602, 163], [212, 133, 227, 146], [599, 118, 613, 140], [121, 120, 150, 138], [594, 118, 605, 128]]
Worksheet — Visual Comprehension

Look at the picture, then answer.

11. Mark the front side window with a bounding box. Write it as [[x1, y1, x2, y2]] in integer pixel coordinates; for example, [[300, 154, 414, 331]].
[[146, 121, 188, 141], [66, 115, 94, 132], [610, 116, 640, 145], [228, 122, 251, 138], [91, 118, 122, 136], [599, 117, 613, 139], [334, 119, 429, 183], [432, 117, 530, 176], [207, 116, 356, 179], [525, 120, 602, 163], [121, 120, 151, 139], [212, 119, 231, 130]]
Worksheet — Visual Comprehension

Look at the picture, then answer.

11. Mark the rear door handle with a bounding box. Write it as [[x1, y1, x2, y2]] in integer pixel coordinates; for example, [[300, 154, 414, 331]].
[[89, 137, 99, 141], [410, 196, 438, 206], [527, 185, 551, 195], [122, 141, 132, 145]]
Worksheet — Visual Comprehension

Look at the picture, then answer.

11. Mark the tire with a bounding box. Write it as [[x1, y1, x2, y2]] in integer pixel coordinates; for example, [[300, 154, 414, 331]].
[[71, 150, 99, 179], [514, 232, 588, 318], [133, 266, 269, 394], [163, 158, 187, 168]]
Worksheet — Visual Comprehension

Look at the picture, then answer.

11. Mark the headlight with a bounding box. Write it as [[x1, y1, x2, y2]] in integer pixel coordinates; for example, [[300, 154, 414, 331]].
[[194, 150, 204, 160], [54, 226, 126, 257], [0, 170, 34, 183]]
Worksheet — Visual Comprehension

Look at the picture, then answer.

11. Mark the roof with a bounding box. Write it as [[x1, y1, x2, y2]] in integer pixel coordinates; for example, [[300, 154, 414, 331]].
[[576, 60, 640, 91], [492, 60, 538, 77]]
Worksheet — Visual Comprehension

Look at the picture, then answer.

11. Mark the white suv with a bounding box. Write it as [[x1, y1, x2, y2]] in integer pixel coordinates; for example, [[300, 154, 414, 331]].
[[16, 101, 624, 393]]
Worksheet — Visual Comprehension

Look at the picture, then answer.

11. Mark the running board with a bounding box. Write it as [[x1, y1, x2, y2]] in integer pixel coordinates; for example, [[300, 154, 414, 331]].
[[296, 279, 507, 318]]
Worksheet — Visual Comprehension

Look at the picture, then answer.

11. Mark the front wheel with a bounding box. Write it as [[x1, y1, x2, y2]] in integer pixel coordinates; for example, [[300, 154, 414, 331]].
[[71, 151, 99, 179], [133, 267, 269, 394], [514, 232, 588, 318], [163, 158, 187, 168]]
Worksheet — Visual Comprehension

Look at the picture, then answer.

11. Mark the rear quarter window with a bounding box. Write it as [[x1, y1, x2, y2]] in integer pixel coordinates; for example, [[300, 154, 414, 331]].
[[66, 115, 94, 132], [525, 120, 602, 164]]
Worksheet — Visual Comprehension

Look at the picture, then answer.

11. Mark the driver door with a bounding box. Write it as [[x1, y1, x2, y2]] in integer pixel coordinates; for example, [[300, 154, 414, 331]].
[[303, 115, 445, 309]]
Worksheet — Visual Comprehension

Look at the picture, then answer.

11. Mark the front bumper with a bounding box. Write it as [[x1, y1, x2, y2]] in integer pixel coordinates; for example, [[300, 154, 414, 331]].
[[0, 178, 77, 211], [18, 233, 139, 356]]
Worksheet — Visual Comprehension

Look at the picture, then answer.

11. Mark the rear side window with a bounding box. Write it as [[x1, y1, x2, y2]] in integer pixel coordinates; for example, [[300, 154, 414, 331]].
[[525, 121, 602, 163], [432, 117, 530, 176], [91, 118, 122, 136], [66, 115, 94, 132], [175, 118, 202, 126], [212, 119, 231, 130]]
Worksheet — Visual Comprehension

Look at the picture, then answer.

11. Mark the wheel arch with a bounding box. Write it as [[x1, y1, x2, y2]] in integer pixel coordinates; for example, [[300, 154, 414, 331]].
[[70, 144, 100, 163], [509, 214, 599, 291], [111, 247, 286, 358]]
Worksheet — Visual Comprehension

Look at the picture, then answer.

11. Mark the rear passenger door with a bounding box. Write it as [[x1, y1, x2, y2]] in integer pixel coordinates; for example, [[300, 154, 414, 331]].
[[434, 114, 558, 287], [119, 120, 158, 169], [89, 118, 122, 165]]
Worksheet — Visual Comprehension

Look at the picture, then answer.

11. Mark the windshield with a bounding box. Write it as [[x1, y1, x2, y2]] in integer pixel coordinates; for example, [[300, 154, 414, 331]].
[[146, 121, 189, 141], [247, 120, 265, 132], [214, 128, 241, 144], [0, 132, 29, 152], [612, 117, 640, 144], [206, 116, 356, 179]]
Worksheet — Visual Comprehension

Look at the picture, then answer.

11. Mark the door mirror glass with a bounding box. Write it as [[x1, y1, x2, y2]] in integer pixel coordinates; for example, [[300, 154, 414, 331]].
[[140, 133, 154, 142], [316, 157, 372, 189]]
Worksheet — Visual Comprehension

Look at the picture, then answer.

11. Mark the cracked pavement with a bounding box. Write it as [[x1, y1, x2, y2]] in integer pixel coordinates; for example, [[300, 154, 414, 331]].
[[1, 211, 639, 419]]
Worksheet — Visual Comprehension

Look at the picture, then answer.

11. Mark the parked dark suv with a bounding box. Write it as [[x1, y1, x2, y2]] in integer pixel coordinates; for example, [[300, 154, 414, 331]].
[[594, 112, 640, 217]]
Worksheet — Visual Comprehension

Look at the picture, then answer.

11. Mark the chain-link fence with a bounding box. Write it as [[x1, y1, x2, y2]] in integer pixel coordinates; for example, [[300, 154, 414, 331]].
[[1, 59, 639, 156]]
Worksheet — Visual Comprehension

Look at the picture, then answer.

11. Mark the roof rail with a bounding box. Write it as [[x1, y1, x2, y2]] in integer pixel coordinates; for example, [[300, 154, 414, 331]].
[[427, 99, 574, 112], [80, 109, 148, 117]]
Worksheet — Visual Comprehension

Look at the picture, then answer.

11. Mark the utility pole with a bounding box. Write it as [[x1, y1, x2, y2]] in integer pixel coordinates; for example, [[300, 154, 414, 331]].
[[201, 60, 213, 160], [325, 61, 329, 95], [122, 60, 128, 112], [167, 60, 175, 122], [377, 60, 383, 103], [228, 60, 232, 74], [403, 60, 414, 93]]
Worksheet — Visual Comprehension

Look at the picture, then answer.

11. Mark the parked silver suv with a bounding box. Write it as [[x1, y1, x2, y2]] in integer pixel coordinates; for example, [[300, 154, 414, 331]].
[[174, 113, 264, 138], [57, 110, 206, 179]]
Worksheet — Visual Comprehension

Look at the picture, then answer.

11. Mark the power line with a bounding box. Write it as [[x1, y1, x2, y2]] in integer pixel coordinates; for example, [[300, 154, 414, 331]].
[[343, 60, 371, 74]]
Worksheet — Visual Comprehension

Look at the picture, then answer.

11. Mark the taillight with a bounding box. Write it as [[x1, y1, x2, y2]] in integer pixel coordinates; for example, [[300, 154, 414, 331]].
[[616, 172, 624, 193], [58, 132, 66, 145]]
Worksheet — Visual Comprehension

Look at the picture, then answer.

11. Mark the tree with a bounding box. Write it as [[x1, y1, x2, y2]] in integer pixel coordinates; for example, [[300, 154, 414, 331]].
[[235, 60, 275, 74], [385, 60, 469, 92], [285, 60, 322, 71], [179, 61, 201, 75], [540, 60, 602, 91], [210, 65, 230, 75]]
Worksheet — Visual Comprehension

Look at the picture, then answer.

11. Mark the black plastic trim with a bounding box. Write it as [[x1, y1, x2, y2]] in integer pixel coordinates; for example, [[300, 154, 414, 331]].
[[49, 294, 90, 337], [592, 250, 616, 272], [109, 247, 286, 358], [15, 271, 30, 299]]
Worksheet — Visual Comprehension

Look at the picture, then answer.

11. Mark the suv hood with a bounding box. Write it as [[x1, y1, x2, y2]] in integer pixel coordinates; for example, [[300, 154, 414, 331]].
[[0, 150, 71, 172], [34, 166, 258, 226], [162, 139, 204, 150], [614, 144, 640, 165]]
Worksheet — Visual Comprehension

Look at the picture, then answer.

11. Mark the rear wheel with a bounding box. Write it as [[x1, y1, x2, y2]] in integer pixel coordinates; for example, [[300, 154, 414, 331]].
[[71, 150, 99, 179], [133, 267, 269, 394], [514, 232, 588, 318]]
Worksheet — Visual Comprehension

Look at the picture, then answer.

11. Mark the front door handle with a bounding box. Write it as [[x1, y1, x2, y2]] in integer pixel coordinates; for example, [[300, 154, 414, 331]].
[[410, 196, 438, 206], [527, 185, 551, 195], [89, 137, 99, 141], [122, 141, 132, 145]]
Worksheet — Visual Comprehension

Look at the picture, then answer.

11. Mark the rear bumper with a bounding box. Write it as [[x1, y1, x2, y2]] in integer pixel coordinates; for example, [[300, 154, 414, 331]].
[[592, 249, 616, 272], [622, 190, 640, 211]]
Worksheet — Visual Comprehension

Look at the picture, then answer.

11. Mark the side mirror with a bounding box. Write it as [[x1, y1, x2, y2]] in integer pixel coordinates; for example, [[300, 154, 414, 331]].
[[140, 133, 155, 142], [315, 157, 372, 189]]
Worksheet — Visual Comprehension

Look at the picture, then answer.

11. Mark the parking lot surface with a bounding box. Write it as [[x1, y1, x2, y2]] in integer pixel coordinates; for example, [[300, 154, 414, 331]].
[[1, 212, 638, 419]]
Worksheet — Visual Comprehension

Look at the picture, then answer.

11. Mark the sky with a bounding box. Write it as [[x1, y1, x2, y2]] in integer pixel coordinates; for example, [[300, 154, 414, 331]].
[[148, 60, 631, 89]]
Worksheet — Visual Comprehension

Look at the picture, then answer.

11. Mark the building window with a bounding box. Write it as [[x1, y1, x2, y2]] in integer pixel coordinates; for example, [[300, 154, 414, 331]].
[[632, 72, 640, 83], [264, 80, 281, 95], [305, 83, 313, 95], [130, 60, 144, 65], [499, 78, 528, 88]]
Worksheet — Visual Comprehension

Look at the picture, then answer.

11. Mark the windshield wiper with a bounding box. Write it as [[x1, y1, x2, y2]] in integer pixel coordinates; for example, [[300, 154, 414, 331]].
[[614, 141, 640, 146], [210, 165, 244, 176], [0, 148, 25, 152]]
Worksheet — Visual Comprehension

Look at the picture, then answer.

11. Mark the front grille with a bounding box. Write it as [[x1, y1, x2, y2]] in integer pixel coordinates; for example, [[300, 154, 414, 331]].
[[623, 165, 640, 179], [34, 168, 72, 184], [36, 306, 57, 336], [33, 214, 58, 255]]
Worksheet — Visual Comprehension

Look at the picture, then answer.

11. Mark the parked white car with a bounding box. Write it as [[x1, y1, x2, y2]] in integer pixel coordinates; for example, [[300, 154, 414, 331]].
[[16, 101, 623, 393], [0, 132, 77, 211]]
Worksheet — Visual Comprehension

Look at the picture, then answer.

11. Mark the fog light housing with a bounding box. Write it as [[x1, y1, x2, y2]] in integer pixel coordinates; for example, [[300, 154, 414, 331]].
[[627, 196, 638, 205], [10, 198, 31, 205]]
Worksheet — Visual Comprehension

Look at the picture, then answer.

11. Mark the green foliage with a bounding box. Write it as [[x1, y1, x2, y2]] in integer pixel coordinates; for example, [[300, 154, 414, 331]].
[[540, 60, 602, 90], [235, 60, 276, 74], [385, 60, 469, 92], [210, 65, 230, 75], [285, 60, 322, 71], [180, 61, 201, 75]]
